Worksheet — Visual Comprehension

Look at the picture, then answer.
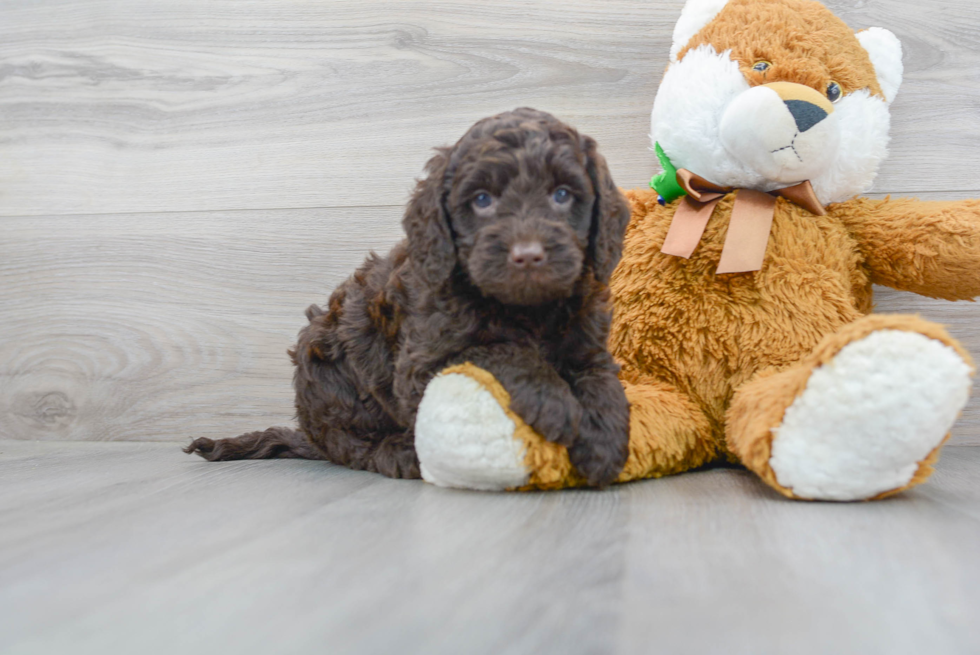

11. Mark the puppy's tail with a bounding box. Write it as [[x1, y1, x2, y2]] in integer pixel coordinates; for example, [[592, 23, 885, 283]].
[[184, 427, 327, 461]]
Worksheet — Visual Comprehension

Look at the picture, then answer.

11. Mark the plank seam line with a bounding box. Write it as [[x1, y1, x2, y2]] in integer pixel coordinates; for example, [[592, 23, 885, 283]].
[[0, 204, 405, 220], [5, 190, 980, 220], [867, 189, 980, 196]]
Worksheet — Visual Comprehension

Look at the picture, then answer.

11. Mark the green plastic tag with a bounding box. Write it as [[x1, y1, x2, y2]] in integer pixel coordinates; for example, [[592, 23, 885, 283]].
[[650, 142, 687, 204]]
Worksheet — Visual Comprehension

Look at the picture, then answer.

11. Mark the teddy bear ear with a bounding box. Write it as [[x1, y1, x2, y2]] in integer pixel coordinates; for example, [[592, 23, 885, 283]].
[[856, 27, 904, 104], [669, 0, 731, 63]]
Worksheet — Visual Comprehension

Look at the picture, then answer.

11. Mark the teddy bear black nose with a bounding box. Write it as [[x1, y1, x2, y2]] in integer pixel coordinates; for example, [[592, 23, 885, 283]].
[[785, 100, 829, 133]]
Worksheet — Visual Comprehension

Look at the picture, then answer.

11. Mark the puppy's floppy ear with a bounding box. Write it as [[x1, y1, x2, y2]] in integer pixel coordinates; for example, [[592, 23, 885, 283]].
[[403, 147, 456, 286], [582, 136, 631, 284]]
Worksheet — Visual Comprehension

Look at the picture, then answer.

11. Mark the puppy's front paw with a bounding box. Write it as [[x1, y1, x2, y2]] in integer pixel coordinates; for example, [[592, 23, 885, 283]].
[[567, 434, 629, 488], [565, 392, 630, 487], [511, 382, 582, 447]]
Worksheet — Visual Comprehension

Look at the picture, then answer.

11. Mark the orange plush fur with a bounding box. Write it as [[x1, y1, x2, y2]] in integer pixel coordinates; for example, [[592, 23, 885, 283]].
[[610, 192, 980, 480], [602, 0, 980, 498], [678, 0, 883, 100]]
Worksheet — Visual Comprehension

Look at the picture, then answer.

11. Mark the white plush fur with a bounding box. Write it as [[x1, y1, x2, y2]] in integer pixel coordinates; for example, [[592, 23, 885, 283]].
[[857, 28, 904, 104], [719, 85, 841, 184], [651, 43, 894, 204], [808, 88, 891, 204], [415, 372, 529, 491], [652, 46, 756, 189], [769, 331, 973, 501], [670, 0, 731, 62]]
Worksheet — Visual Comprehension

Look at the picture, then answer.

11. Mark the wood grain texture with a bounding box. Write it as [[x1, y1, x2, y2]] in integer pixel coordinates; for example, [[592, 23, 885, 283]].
[[1, 440, 978, 654], [2, 203, 980, 445], [0, 0, 979, 216], [0, 207, 404, 443], [2, 0, 980, 447]]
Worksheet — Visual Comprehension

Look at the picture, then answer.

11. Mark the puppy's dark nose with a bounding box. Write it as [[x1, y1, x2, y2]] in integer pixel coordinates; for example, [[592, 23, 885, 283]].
[[509, 241, 546, 269]]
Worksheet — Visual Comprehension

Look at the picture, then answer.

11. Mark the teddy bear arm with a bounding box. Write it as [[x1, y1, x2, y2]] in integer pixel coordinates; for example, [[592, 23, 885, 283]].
[[839, 197, 980, 301]]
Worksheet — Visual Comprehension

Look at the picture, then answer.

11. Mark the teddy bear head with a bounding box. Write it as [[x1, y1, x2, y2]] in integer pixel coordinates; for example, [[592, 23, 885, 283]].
[[652, 0, 903, 205]]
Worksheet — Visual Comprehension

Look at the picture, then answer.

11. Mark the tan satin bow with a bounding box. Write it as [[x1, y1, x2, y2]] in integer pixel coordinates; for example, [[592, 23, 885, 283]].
[[660, 170, 827, 274]]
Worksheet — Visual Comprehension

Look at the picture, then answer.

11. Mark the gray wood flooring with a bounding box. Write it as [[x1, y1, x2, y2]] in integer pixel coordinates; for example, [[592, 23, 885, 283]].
[[1, 440, 979, 655], [2, 2, 980, 652]]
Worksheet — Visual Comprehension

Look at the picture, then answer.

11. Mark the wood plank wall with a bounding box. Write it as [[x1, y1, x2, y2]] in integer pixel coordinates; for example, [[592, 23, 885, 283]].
[[2, 0, 979, 445]]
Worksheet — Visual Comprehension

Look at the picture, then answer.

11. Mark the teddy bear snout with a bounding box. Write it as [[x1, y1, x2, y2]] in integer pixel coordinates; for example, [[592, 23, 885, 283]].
[[719, 81, 840, 185]]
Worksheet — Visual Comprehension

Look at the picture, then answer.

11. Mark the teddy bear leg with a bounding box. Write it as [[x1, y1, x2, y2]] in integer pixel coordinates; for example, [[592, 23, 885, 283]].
[[414, 364, 717, 490], [727, 315, 974, 501], [616, 373, 718, 483], [414, 363, 539, 491]]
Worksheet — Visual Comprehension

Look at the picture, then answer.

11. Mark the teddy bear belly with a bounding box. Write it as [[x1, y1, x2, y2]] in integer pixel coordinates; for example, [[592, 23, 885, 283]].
[[614, 291, 860, 434], [610, 206, 870, 442]]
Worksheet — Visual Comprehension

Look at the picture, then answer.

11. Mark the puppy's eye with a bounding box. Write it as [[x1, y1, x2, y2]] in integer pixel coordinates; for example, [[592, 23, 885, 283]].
[[472, 192, 493, 209], [752, 61, 771, 73], [552, 187, 572, 204], [827, 81, 843, 103]]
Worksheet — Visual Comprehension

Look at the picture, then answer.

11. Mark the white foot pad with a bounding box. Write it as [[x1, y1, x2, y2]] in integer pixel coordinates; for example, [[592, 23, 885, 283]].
[[415, 372, 529, 491], [770, 330, 972, 500]]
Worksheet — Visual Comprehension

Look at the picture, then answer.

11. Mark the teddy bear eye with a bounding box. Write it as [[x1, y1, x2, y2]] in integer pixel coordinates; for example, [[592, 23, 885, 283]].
[[752, 61, 771, 72], [827, 81, 843, 103]]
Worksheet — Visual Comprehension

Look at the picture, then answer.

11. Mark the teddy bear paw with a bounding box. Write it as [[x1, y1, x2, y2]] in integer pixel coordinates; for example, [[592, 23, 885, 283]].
[[414, 365, 531, 491], [769, 329, 973, 500]]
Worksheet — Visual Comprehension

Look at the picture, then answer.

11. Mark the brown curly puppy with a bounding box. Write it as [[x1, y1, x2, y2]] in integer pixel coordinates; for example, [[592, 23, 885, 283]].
[[185, 108, 632, 487]]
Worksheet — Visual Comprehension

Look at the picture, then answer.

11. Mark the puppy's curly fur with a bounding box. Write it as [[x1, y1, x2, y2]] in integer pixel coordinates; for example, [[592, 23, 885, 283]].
[[185, 108, 632, 487]]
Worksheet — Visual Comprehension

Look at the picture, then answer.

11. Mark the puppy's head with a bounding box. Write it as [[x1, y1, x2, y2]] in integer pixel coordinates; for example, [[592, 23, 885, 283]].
[[404, 108, 630, 306]]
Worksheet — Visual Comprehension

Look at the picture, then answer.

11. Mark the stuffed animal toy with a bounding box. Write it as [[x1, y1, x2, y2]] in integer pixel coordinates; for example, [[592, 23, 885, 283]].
[[413, 0, 980, 500]]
